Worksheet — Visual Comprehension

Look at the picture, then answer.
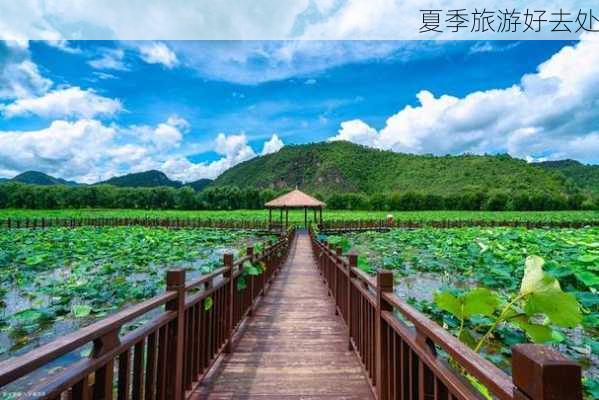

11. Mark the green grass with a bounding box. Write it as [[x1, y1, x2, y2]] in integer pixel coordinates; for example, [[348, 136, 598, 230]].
[[0, 209, 597, 223]]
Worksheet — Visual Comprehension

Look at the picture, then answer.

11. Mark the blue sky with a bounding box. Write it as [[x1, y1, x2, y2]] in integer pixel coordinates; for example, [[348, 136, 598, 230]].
[[0, 38, 598, 183]]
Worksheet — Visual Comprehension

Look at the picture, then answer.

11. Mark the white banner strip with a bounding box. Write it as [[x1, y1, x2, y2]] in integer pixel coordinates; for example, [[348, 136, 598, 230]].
[[0, 0, 597, 40]]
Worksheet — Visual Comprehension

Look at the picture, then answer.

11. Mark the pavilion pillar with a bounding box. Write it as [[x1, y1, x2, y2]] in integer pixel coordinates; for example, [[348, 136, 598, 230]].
[[304, 207, 307, 228], [268, 208, 272, 230], [313, 208, 317, 224], [279, 208, 283, 229], [285, 208, 288, 229], [319, 208, 323, 225]]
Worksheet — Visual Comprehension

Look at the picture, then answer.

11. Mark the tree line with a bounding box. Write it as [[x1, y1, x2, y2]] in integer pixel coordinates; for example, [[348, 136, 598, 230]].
[[0, 182, 596, 211]]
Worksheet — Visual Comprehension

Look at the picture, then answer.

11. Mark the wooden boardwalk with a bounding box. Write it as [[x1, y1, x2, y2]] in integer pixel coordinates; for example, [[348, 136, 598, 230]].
[[190, 231, 374, 399]]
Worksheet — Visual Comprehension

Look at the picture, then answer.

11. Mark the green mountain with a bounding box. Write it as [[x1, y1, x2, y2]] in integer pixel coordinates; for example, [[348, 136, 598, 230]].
[[213, 141, 577, 196], [11, 171, 79, 186], [534, 160, 599, 195], [186, 178, 212, 192], [98, 170, 182, 188]]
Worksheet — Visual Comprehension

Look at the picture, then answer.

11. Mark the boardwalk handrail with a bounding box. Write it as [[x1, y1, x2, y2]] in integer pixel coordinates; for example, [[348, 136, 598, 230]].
[[0, 228, 295, 400], [310, 229, 582, 400]]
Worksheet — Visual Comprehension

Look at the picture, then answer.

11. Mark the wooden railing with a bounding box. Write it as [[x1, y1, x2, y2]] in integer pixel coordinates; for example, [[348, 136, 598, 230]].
[[310, 230, 582, 400], [0, 229, 295, 400], [0, 217, 270, 230], [321, 218, 597, 232]]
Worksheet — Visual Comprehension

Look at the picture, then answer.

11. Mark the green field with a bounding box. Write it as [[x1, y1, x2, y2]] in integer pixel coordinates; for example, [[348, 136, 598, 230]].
[[323, 227, 599, 398], [0, 226, 273, 360], [0, 209, 597, 223]]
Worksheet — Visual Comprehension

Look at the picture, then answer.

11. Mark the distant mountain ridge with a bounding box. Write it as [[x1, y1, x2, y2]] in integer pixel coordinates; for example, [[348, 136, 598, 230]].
[[11, 171, 79, 186], [1, 170, 213, 192], [187, 178, 212, 192], [1, 142, 597, 196], [97, 170, 182, 188]]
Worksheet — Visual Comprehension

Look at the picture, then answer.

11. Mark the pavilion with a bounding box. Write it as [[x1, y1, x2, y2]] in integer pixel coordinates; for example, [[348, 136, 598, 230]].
[[265, 188, 325, 230]]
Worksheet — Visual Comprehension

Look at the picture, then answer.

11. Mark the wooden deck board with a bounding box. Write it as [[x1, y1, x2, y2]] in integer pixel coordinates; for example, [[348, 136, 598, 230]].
[[189, 231, 374, 399]]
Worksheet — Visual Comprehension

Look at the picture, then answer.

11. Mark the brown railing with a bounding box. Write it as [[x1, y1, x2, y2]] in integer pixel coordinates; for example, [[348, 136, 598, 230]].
[[0, 228, 295, 400], [321, 218, 597, 232], [0, 217, 270, 230], [310, 230, 582, 400]]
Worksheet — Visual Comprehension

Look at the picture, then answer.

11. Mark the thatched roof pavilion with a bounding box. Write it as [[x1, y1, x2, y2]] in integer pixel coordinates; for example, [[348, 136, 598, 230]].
[[265, 188, 325, 229]]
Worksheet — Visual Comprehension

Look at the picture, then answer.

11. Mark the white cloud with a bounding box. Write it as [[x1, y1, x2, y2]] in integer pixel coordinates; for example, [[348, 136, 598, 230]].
[[161, 133, 259, 182], [0, 117, 188, 183], [0, 0, 591, 41], [170, 40, 410, 84], [166, 115, 190, 131], [137, 42, 178, 68], [0, 115, 282, 183], [468, 41, 520, 55], [91, 71, 117, 80], [214, 133, 256, 161], [329, 33, 599, 163], [2, 86, 122, 119], [0, 41, 53, 99], [261, 134, 284, 155], [0, 1, 310, 40], [329, 119, 377, 146], [0, 119, 117, 182], [46, 40, 81, 54], [88, 48, 128, 71]]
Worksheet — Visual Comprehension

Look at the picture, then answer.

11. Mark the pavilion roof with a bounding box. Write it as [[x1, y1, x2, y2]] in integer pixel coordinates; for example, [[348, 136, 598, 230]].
[[265, 189, 326, 208]]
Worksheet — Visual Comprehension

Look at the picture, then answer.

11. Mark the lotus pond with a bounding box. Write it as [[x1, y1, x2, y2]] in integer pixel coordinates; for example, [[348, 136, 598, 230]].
[[0, 226, 273, 361], [324, 227, 599, 399], [1, 208, 597, 223]]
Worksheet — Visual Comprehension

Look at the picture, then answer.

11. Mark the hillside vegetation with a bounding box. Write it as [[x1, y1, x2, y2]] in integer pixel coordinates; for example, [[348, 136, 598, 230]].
[[214, 141, 581, 196], [535, 160, 599, 195], [0, 142, 597, 211], [97, 170, 182, 188], [11, 171, 78, 186]]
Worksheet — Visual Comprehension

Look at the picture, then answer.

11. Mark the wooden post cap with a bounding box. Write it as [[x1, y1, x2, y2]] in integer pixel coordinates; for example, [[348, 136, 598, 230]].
[[347, 251, 358, 267], [376, 269, 394, 292], [512, 344, 581, 400], [166, 269, 185, 289]]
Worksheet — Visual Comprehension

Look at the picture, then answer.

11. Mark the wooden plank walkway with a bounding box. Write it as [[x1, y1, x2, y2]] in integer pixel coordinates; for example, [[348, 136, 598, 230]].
[[190, 231, 374, 399]]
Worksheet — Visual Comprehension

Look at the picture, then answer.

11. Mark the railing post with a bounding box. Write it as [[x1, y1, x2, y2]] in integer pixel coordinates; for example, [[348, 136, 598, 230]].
[[376, 270, 394, 400], [166, 269, 186, 400], [90, 329, 120, 400], [224, 253, 234, 353], [334, 247, 342, 315], [512, 344, 581, 400], [247, 245, 254, 316], [347, 251, 357, 351], [322, 241, 329, 285]]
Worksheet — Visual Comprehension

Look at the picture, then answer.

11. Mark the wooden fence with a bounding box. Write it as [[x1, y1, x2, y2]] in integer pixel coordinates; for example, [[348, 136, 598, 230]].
[[0, 217, 269, 231], [321, 218, 597, 232], [2, 216, 596, 232], [0, 229, 295, 400], [310, 230, 582, 400]]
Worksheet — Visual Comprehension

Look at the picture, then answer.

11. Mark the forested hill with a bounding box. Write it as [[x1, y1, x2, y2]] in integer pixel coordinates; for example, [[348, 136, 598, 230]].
[[535, 160, 599, 195], [11, 171, 79, 186], [213, 141, 580, 196], [97, 170, 182, 188]]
